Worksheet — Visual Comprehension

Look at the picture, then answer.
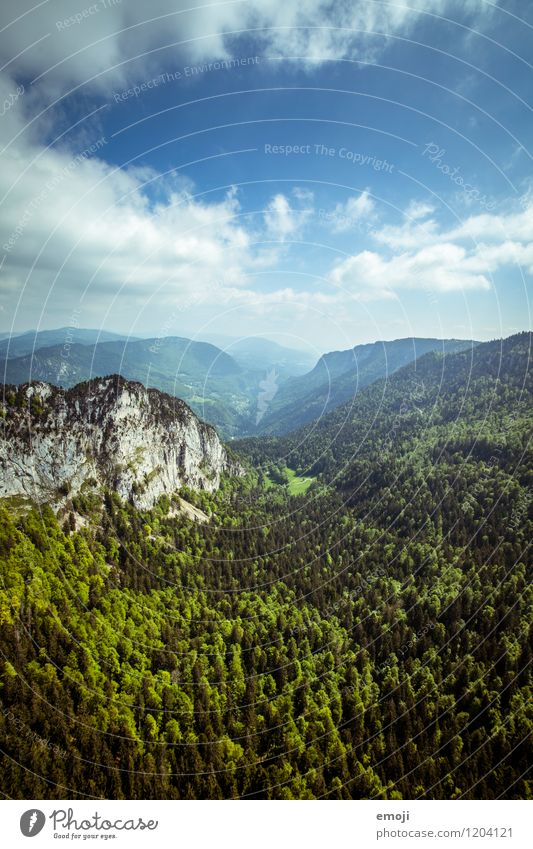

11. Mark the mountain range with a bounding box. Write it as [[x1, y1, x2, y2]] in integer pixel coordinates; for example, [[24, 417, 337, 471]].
[[238, 332, 532, 490], [0, 327, 135, 359], [0, 329, 477, 438], [254, 336, 477, 434]]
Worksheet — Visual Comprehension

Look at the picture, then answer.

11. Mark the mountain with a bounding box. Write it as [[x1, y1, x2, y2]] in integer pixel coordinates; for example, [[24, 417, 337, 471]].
[[0, 336, 262, 437], [238, 332, 532, 498], [202, 335, 316, 378], [0, 332, 479, 439], [255, 337, 478, 435], [0, 375, 242, 509], [0, 327, 136, 359]]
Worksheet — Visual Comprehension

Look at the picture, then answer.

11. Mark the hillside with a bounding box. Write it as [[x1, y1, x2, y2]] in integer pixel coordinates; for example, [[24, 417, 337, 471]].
[[255, 337, 477, 435]]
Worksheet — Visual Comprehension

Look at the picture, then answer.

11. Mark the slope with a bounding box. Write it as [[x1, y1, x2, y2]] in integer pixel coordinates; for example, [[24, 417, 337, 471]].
[[255, 337, 477, 435]]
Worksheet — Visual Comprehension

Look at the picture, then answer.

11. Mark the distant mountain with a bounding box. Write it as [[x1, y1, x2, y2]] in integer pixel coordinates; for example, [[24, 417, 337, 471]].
[[255, 337, 478, 435], [0, 332, 481, 439], [0, 375, 242, 509], [218, 336, 316, 379], [0, 328, 136, 359], [0, 336, 264, 437]]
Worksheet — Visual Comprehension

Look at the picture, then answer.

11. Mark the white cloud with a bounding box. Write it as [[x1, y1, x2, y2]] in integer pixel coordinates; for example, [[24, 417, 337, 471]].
[[405, 200, 435, 221], [374, 198, 533, 253], [263, 191, 313, 241], [0, 61, 327, 331], [0, 75, 328, 330], [447, 205, 533, 244], [0, 0, 493, 96], [0, 81, 268, 325], [264, 194, 296, 241], [324, 190, 376, 233], [330, 199, 533, 298], [372, 210, 440, 251], [329, 243, 491, 298]]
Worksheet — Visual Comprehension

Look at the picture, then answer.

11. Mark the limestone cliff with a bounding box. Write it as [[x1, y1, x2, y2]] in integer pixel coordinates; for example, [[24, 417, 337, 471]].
[[0, 375, 242, 509]]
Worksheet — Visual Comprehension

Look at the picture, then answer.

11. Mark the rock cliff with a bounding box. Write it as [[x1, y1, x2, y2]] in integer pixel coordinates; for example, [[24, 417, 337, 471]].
[[0, 375, 242, 509]]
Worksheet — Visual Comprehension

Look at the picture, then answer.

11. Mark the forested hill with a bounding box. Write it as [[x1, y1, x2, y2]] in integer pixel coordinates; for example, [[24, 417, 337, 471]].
[[237, 332, 531, 486], [254, 336, 476, 436], [0, 332, 530, 800]]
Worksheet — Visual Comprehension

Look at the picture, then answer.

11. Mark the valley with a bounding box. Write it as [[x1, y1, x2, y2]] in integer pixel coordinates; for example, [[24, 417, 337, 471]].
[[0, 332, 530, 799], [0, 331, 477, 439]]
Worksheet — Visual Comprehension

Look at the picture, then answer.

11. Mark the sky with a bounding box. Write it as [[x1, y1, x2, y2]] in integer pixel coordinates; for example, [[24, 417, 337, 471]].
[[0, 0, 531, 354]]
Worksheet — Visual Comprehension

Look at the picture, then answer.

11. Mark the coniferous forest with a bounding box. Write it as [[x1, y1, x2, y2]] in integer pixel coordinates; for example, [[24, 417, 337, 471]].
[[0, 332, 531, 799]]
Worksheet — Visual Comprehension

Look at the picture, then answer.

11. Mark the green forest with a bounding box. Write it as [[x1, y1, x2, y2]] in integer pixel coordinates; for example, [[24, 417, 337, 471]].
[[0, 333, 531, 799]]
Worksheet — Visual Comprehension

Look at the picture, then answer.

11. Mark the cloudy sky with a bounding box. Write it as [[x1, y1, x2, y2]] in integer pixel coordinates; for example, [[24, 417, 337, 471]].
[[0, 0, 531, 352]]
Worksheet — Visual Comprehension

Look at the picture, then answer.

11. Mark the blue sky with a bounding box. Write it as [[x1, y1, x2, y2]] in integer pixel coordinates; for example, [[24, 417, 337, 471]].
[[0, 0, 531, 353]]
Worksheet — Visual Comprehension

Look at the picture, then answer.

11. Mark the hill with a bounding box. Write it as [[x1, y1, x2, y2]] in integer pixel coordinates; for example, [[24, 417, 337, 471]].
[[255, 337, 477, 435]]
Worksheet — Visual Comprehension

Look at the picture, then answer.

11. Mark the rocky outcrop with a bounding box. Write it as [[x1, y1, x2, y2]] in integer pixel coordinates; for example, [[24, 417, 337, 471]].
[[0, 375, 242, 509]]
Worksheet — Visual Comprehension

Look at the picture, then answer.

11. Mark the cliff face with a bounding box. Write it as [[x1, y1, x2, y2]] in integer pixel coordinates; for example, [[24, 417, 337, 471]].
[[0, 375, 242, 509]]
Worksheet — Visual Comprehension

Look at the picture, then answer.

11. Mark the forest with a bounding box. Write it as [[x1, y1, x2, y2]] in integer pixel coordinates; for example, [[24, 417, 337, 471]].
[[0, 333, 531, 799]]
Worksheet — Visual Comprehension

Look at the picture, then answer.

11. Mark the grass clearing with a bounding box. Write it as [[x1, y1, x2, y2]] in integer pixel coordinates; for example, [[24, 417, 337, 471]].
[[262, 467, 316, 495], [286, 468, 316, 495]]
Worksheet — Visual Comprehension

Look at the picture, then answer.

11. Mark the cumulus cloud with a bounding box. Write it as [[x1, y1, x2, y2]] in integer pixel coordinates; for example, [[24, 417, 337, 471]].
[[263, 191, 313, 241], [264, 194, 296, 241], [329, 243, 491, 298], [329, 199, 533, 298], [0, 53, 324, 332], [0, 73, 267, 327], [323, 190, 375, 233], [404, 200, 435, 221], [375, 201, 533, 252], [0, 69, 322, 330]]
